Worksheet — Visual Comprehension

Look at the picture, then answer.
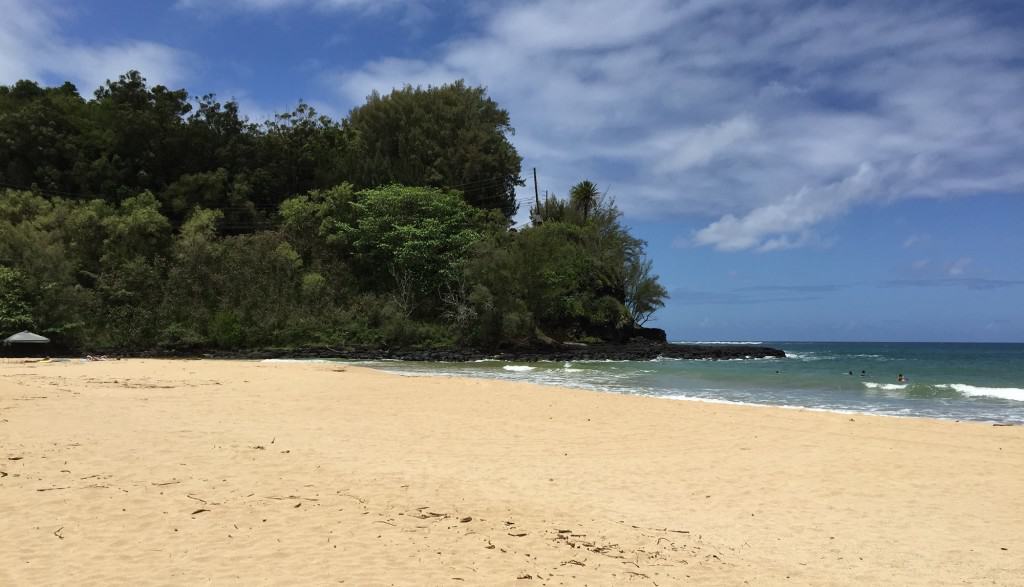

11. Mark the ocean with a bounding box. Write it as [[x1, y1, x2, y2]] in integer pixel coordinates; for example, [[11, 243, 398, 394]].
[[351, 342, 1024, 424]]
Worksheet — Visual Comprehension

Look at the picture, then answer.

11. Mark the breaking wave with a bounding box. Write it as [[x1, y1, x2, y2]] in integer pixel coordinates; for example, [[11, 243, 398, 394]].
[[863, 382, 908, 391], [936, 384, 1024, 402]]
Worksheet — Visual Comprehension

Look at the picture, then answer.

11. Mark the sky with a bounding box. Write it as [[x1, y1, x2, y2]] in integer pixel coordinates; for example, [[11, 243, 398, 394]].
[[1, 0, 1022, 342]]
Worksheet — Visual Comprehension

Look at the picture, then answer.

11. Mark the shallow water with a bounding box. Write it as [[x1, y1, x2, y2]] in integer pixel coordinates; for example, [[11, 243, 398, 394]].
[[328, 342, 1024, 424]]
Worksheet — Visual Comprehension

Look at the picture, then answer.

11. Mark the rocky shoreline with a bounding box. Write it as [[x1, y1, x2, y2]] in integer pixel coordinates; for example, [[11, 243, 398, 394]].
[[119, 343, 786, 362]]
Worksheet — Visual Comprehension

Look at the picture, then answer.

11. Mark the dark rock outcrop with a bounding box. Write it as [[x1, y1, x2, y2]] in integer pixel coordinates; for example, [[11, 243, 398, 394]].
[[118, 342, 785, 362]]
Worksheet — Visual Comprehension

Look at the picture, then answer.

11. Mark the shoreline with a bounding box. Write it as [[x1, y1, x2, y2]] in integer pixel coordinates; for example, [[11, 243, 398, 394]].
[[12, 342, 786, 363], [2, 359, 1022, 585], [355, 360, 1023, 426], [34, 355, 1024, 426]]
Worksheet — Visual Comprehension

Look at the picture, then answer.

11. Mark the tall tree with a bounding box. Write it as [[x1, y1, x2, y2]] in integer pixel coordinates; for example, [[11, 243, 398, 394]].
[[569, 180, 601, 222], [89, 71, 193, 200], [0, 80, 90, 194], [342, 81, 523, 218], [623, 257, 668, 326]]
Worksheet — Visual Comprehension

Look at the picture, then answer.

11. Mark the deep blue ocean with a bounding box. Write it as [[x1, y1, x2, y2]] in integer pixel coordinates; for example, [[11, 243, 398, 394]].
[[345, 342, 1024, 424]]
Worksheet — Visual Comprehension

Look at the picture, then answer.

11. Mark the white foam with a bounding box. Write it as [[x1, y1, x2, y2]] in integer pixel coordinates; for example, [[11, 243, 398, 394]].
[[785, 352, 841, 361], [502, 365, 535, 372], [655, 394, 886, 417], [360, 365, 1021, 425], [863, 382, 908, 391], [260, 358, 333, 364], [936, 384, 1024, 402]]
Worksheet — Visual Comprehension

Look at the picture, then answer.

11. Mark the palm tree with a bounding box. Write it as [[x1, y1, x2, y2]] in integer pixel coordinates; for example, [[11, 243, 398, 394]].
[[569, 180, 600, 222]]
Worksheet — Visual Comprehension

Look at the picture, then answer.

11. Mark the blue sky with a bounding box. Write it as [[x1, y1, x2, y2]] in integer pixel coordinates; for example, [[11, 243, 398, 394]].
[[2, 0, 1022, 342]]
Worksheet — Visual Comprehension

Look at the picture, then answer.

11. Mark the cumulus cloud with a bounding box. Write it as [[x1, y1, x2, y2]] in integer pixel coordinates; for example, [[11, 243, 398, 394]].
[[316, 0, 1023, 250], [0, 0, 188, 92]]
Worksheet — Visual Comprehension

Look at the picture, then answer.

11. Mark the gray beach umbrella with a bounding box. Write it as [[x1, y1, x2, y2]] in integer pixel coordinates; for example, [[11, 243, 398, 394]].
[[3, 330, 50, 345]]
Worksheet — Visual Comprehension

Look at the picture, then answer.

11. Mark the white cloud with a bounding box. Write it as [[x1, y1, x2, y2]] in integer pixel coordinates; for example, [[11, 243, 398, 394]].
[[0, 0, 189, 92], [946, 257, 972, 277], [317, 0, 1024, 250], [177, 0, 381, 10], [486, 0, 701, 53], [176, 0, 426, 24], [903, 235, 928, 248], [333, 58, 462, 104], [60, 42, 189, 94], [627, 115, 759, 174], [694, 163, 877, 251]]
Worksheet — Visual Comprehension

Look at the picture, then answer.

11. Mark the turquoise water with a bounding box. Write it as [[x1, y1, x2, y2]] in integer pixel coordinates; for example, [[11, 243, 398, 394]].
[[350, 342, 1024, 423]]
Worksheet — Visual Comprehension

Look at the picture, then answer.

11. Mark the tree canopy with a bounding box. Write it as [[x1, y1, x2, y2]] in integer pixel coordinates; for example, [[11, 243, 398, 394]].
[[0, 72, 666, 351], [343, 81, 523, 218]]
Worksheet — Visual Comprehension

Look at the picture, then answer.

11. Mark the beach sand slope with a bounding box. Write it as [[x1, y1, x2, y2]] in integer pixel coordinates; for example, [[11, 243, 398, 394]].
[[1, 359, 1022, 585]]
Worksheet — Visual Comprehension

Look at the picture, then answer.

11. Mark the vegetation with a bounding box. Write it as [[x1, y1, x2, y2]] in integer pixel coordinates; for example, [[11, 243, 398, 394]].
[[0, 72, 666, 351]]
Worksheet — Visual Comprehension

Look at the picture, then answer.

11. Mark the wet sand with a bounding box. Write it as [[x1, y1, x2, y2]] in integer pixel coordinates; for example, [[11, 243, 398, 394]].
[[1, 359, 1022, 585]]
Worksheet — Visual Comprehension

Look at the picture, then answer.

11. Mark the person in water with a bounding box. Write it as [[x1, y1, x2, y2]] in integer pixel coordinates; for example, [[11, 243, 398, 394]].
[[860, 370, 867, 377], [898, 373, 906, 383]]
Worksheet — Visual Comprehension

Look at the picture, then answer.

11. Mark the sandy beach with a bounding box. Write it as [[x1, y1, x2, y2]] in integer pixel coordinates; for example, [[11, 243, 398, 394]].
[[1, 359, 1022, 585]]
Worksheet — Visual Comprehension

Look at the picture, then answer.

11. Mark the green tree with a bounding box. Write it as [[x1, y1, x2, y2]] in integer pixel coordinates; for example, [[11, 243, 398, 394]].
[[569, 180, 601, 222], [100, 191, 172, 265], [0, 190, 98, 346], [0, 266, 34, 333], [214, 233, 304, 346], [624, 257, 668, 326], [159, 208, 224, 347], [254, 102, 346, 206], [343, 81, 523, 218], [0, 80, 90, 194], [278, 183, 357, 264], [351, 185, 482, 314], [532, 193, 573, 224], [458, 230, 534, 346], [0, 72, 670, 351], [87, 71, 193, 200]]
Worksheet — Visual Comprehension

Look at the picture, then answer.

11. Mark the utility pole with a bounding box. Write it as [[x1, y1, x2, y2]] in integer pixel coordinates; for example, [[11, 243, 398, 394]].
[[532, 167, 542, 225], [533, 167, 541, 210]]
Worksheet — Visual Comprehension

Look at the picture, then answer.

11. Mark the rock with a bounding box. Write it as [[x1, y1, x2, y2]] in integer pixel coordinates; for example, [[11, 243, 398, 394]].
[[90, 342, 785, 362]]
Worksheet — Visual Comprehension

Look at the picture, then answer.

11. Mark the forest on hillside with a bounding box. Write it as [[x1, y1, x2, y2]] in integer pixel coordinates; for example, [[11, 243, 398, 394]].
[[0, 71, 666, 351]]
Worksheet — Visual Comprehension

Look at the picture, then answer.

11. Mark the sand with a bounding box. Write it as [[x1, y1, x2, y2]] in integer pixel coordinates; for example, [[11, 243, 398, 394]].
[[1, 359, 1022, 586]]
